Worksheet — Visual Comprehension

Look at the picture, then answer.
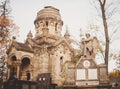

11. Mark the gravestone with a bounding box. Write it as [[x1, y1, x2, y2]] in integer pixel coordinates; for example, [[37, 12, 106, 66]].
[[63, 33, 111, 89], [76, 57, 99, 86]]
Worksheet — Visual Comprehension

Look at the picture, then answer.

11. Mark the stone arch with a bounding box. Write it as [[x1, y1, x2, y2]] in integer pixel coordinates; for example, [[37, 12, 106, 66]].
[[50, 20, 54, 26], [20, 56, 31, 80], [8, 54, 18, 80], [57, 22, 62, 30], [39, 21, 44, 27], [55, 23, 58, 31], [11, 55, 17, 61], [8, 54, 17, 63], [45, 21, 49, 27], [21, 55, 31, 70], [21, 57, 30, 68], [21, 55, 31, 62]]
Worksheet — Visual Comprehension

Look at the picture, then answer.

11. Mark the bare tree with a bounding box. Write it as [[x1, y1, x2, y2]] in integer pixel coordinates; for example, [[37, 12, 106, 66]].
[[0, 1, 19, 88], [97, 0, 109, 73], [89, 0, 120, 74], [0, 1, 11, 87]]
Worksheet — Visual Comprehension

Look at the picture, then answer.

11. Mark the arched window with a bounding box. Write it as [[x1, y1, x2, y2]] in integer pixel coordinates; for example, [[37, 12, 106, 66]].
[[26, 71, 30, 80], [55, 23, 57, 31], [21, 57, 31, 80], [21, 57, 30, 68], [9, 55, 17, 80], [46, 21, 48, 27], [11, 55, 17, 61]]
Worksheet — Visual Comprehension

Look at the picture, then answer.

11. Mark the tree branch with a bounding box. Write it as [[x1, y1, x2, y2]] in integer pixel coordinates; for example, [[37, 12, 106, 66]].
[[98, 0, 103, 6], [103, 0, 106, 6]]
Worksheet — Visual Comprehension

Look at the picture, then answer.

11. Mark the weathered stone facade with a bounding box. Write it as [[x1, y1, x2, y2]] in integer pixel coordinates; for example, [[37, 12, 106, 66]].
[[6, 6, 111, 88], [7, 6, 74, 86]]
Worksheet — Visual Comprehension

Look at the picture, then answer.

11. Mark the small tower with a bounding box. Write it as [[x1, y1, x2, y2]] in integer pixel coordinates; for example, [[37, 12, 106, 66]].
[[27, 31, 33, 39], [64, 26, 70, 39], [34, 6, 63, 37]]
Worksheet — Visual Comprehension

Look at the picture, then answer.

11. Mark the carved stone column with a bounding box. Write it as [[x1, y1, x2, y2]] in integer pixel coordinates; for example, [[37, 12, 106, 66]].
[[16, 60, 21, 79], [7, 65, 11, 79]]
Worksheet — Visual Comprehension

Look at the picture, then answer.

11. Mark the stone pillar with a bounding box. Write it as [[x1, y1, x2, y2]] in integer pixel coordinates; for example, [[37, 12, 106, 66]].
[[98, 64, 109, 84], [7, 65, 11, 79], [16, 60, 21, 79]]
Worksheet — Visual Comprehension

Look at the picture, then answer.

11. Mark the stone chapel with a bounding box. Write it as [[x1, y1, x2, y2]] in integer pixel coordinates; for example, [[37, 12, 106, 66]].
[[6, 6, 110, 88], [7, 6, 74, 86]]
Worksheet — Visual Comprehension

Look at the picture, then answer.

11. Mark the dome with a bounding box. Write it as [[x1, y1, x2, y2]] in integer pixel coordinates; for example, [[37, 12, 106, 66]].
[[34, 6, 62, 23]]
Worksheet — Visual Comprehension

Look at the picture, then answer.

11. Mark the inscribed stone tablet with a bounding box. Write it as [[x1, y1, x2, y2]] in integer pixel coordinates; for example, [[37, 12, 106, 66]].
[[77, 69, 85, 80], [88, 69, 97, 80]]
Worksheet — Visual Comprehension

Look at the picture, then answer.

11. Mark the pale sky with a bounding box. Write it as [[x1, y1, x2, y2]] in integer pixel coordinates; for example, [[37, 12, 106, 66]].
[[11, 0, 91, 41], [10, 0, 119, 72]]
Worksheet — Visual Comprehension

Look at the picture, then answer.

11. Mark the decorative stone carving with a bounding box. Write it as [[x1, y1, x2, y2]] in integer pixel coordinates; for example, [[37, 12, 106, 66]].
[[81, 33, 101, 58], [6, 5, 112, 88], [14, 60, 21, 79], [27, 31, 33, 39], [34, 6, 63, 37]]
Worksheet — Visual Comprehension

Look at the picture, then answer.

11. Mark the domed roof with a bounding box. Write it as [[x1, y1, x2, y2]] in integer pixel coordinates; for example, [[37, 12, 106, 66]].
[[35, 6, 61, 22]]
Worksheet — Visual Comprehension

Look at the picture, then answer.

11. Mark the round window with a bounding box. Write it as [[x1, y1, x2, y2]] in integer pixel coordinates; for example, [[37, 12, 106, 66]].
[[83, 60, 90, 68]]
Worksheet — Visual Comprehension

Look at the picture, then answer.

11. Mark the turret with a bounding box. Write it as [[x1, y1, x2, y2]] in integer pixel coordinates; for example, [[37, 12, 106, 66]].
[[27, 31, 33, 39], [34, 6, 63, 37]]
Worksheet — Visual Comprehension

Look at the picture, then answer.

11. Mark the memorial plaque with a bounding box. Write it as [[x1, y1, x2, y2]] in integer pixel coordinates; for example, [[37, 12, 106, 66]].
[[88, 69, 97, 80], [77, 69, 85, 80]]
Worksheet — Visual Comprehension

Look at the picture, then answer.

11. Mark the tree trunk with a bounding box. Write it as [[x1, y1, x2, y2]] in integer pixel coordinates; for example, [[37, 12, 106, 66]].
[[98, 0, 109, 74]]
